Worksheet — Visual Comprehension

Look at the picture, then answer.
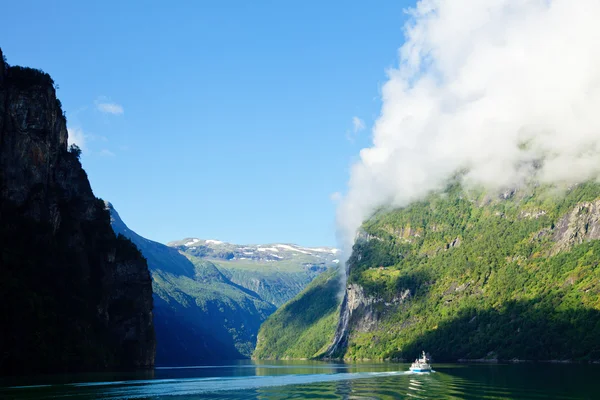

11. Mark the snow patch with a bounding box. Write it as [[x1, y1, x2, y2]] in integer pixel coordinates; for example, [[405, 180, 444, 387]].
[[275, 244, 297, 251], [303, 247, 338, 254], [332, 259, 340, 264], [274, 244, 340, 255], [205, 239, 223, 245], [257, 247, 279, 252], [184, 238, 200, 246], [275, 244, 311, 254]]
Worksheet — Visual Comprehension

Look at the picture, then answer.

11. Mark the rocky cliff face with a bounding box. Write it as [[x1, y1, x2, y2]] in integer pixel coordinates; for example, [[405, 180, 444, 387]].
[[326, 283, 411, 358], [552, 199, 600, 254], [0, 49, 155, 374]]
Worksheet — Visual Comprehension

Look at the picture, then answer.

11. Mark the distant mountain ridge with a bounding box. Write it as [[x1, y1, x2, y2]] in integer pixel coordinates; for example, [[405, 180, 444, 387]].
[[169, 238, 339, 307], [168, 238, 339, 265]]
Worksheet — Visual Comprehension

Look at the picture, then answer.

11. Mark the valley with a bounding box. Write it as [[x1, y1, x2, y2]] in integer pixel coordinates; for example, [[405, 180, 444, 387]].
[[108, 203, 338, 364]]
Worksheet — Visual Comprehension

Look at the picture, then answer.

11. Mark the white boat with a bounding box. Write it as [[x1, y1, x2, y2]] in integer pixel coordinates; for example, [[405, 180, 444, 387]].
[[409, 351, 432, 372]]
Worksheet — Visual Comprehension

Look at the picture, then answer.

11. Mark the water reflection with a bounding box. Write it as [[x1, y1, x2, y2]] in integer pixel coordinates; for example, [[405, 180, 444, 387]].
[[253, 360, 341, 377], [1, 361, 599, 399]]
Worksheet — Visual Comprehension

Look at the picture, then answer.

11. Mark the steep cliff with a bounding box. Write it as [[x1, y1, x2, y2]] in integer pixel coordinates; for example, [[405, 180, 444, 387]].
[[0, 49, 155, 374], [256, 182, 600, 362]]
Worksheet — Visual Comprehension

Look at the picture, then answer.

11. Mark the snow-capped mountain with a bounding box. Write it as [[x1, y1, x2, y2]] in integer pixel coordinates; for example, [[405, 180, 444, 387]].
[[168, 238, 340, 268]]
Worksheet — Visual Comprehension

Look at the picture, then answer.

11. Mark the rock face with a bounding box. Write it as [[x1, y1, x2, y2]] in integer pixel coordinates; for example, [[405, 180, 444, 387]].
[[0, 49, 155, 374], [552, 200, 600, 254], [326, 283, 411, 358]]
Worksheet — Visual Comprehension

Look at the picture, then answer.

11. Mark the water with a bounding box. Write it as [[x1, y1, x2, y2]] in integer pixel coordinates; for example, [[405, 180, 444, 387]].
[[1, 361, 598, 399]]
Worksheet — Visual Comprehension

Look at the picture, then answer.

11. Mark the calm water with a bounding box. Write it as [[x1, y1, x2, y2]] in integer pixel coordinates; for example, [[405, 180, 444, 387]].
[[1, 361, 598, 399]]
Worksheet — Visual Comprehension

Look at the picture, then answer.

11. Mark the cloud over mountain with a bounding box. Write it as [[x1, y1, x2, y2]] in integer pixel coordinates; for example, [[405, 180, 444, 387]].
[[338, 0, 600, 253]]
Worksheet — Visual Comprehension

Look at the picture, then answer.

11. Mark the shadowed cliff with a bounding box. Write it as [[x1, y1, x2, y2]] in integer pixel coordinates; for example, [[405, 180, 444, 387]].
[[0, 49, 155, 374]]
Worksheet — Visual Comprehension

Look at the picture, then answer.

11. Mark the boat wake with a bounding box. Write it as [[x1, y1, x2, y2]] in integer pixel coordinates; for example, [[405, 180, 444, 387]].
[[7, 370, 414, 399]]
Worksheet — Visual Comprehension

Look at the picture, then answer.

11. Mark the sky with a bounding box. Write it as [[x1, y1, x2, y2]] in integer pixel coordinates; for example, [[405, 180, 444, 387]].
[[1, 0, 412, 247]]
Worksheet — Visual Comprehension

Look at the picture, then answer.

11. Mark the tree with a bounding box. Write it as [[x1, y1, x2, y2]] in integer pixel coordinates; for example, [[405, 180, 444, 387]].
[[69, 144, 82, 160]]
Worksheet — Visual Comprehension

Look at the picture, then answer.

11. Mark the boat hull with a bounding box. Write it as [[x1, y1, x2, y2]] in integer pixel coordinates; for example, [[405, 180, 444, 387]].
[[410, 368, 431, 373]]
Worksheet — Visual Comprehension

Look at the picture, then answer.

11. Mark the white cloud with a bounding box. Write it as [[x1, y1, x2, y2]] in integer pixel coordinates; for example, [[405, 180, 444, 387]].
[[330, 192, 342, 203], [338, 0, 600, 254], [67, 127, 86, 152], [352, 116, 365, 133], [95, 99, 124, 115], [99, 149, 116, 157]]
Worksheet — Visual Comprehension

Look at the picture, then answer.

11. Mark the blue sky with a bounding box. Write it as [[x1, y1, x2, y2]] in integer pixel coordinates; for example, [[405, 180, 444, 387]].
[[1, 0, 412, 247]]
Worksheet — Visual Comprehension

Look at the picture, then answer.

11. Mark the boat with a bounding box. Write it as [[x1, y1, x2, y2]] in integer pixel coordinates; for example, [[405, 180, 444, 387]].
[[409, 351, 432, 372]]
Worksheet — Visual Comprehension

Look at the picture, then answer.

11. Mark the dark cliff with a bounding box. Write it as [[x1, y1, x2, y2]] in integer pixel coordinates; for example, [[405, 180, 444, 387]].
[[0, 49, 155, 374]]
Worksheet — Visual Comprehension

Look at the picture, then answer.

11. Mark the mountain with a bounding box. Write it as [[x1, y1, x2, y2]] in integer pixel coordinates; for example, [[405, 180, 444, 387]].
[[253, 267, 342, 360], [169, 239, 340, 306], [256, 182, 600, 362], [108, 203, 275, 364], [0, 49, 155, 374]]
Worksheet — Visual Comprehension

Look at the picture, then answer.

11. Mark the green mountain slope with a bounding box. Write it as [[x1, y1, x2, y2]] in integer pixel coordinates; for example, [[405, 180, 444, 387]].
[[107, 203, 275, 364], [253, 268, 342, 359], [256, 182, 600, 362]]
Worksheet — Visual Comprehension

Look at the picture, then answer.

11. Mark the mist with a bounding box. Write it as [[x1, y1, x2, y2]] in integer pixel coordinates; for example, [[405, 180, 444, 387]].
[[337, 0, 600, 259]]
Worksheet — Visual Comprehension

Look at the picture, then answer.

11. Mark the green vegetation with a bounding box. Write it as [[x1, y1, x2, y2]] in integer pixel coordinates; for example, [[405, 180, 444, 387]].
[[211, 258, 307, 273], [212, 261, 317, 307], [344, 182, 600, 361], [253, 268, 342, 359], [256, 182, 600, 362]]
